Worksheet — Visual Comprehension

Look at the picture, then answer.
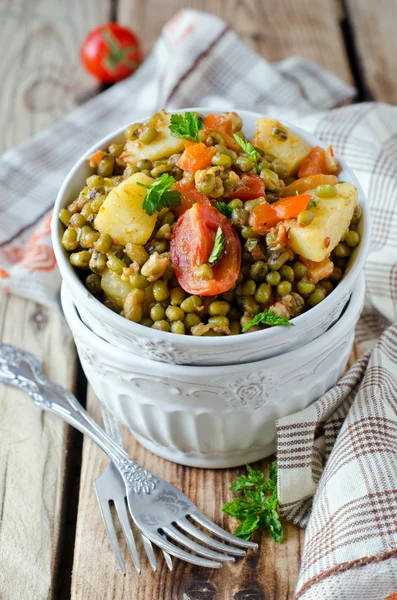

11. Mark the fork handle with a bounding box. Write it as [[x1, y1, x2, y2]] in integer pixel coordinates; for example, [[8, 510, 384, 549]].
[[97, 397, 125, 448]]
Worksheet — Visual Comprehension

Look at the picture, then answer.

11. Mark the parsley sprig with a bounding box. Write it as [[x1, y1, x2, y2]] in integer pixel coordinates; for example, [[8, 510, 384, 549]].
[[137, 173, 181, 216], [233, 133, 260, 168], [208, 227, 226, 265], [216, 202, 232, 219], [169, 112, 204, 142], [242, 309, 294, 332], [222, 462, 283, 542]]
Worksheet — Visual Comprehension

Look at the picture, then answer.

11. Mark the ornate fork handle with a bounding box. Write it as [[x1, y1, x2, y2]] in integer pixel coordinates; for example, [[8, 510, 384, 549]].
[[0, 344, 156, 493]]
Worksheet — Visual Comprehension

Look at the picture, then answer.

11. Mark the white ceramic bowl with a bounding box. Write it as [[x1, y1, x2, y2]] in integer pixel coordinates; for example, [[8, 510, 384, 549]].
[[52, 109, 370, 366], [61, 275, 365, 469]]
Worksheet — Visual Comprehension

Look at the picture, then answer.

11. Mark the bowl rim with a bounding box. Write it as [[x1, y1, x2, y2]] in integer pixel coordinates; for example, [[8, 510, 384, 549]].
[[52, 107, 371, 349], [61, 274, 365, 375]]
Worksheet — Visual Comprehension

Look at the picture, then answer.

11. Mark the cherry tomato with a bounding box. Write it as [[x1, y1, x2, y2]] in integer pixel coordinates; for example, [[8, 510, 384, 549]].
[[224, 174, 265, 201], [171, 204, 241, 296], [172, 180, 210, 217], [80, 23, 142, 83]]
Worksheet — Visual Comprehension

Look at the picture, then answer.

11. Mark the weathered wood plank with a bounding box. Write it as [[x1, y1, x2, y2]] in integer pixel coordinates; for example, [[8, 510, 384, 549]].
[[0, 1, 110, 598], [118, 0, 352, 81], [345, 0, 396, 102]]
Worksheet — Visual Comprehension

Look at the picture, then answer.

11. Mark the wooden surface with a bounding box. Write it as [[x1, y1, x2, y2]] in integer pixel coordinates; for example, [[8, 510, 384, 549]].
[[0, 0, 390, 598]]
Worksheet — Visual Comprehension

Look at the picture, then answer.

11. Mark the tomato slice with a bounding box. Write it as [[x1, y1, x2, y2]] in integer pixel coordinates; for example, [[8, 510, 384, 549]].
[[224, 174, 265, 201], [172, 180, 211, 217], [250, 202, 278, 235], [272, 194, 311, 219], [203, 114, 242, 151], [176, 142, 215, 173], [171, 204, 241, 296], [283, 174, 338, 197]]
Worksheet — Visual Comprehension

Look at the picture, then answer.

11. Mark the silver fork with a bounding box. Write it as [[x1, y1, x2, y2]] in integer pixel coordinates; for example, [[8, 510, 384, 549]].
[[0, 344, 257, 569], [94, 398, 172, 573]]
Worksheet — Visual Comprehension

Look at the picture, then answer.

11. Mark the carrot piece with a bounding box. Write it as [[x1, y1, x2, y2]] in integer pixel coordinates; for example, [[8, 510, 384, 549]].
[[250, 202, 279, 235], [176, 142, 215, 173], [299, 257, 334, 284], [272, 194, 312, 220], [283, 174, 338, 197], [172, 179, 211, 217], [298, 146, 328, 178], [88, 150, 107, 168], [203, 114, 241, 151]]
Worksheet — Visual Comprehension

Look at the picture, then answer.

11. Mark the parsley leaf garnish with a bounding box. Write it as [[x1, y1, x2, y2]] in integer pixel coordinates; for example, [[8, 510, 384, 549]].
[[308, 196, 318, 208], [242, 309, 294, 332], [216, 202, 232, 219], [233, 133, 260, 167], [208, 226, 226, 265], [169, 112, 204, 142], [137, 173, 181, 216], [222, 462, 283, 542]]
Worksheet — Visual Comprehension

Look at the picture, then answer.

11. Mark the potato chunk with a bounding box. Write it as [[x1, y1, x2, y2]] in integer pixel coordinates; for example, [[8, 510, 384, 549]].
[[288, 183, 358, 262], [124, 112, 186, 163], [101, 269, 133, 308], [95, 173, 157, 246], [252, 118, 312, 176]]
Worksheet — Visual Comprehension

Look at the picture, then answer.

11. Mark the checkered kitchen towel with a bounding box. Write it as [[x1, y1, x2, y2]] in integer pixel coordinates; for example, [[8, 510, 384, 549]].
[[0, 9, 396, 599]]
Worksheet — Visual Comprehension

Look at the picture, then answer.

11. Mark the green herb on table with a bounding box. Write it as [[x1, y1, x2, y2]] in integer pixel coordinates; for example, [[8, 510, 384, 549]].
[[208, 227, 226, 265], [223, 462, 283, 542], [169, 112, 204, 143], [242, 309, 294, 332], [216, 202, 233, 219], [137, 173, 181, 216], [233, 133, 260, 168]]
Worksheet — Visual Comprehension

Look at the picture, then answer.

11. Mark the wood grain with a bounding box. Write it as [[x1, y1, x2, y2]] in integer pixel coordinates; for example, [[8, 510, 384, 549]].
[[346, 0, 397, 102], [118, 0, 352, 81], [0, 1, 109, 598]]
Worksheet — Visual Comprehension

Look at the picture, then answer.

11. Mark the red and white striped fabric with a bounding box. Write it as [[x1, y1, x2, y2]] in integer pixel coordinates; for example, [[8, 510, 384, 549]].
[[0, 10, 396, 598]]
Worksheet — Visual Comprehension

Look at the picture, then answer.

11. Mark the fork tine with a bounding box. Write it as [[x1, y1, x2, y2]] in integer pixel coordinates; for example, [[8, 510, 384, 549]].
[[190, 512, 258, 549], [176, 518, 246, 556], [161, 544, 173, 571], [145, 531, 222, 569], [162, 524, 235, 563], [113, 497, 141, 574], [94, 484, 126, 575], [140, 534, 157, 571]]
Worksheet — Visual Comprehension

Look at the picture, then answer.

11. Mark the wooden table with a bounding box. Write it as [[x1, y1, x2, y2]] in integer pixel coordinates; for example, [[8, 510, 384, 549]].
[[0, 1, 393, 598]]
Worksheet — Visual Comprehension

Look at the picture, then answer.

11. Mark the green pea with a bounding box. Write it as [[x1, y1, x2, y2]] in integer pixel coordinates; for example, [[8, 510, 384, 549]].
[[165, 306, 185, 321], [279, 265, 294, 283], [333, 243, 352, 258], [260, 168, 279, 190], [152, 280, 169, 301], [250, 261, 268, 281], [90, 194, 106, 212], [229, 321, 241, 335], [334, 258, 347, 270], [315, 184, 337, 198], [108, 143, 124, 157], [156, 224, 172, 240], [89, 252, 106, 274], [153, 240, 168, 254], [184, 313, 201, 330], [139, 126, 158, 144], [59, 208, 72, 226], [297, 280, 316, 295], [197, 175, 216, 196], [292, 262, 308, 280], [171, 320, 185, 335], [351, 205, 363, 225], [318, 280, 333, 296], [123, 165, 140, 179], [308, 288, 326, 307], [231, 208, 249, 227], [97, 155, 114, 177], [170, 287, 185, 306], [297, 210, 314, 226], [124, 304, 143, 323], [241, 279, 256, 295], [62, 228, 79, 251], [244, 198, 263, 212], [277, 281, 292, 296], [243, 296, 260, 315], [266, 271, 281, 286], [270, 158, 289, 179], [241, 226, 260, 240], [345, 230, 360, 247], [125, 123, 142, 140], [86, 174, 105, 187], [227, 199, 244, 210], [212, 153, 233, 168], [137, 159, 153, 171], [125, 243, 149, 265], [150, 304, 165, 322], [222, 289, 235, 302], [195, 264, 214, 280], [141, 318, 154, 328], [180, 295, 202, 313], [69, 251, 91, 269], [80, 202, 94, 220], [330, 267, 343, 282], [130, 274, 150, 290], [69, 213, 86, 229], [152, 320, 171, 332], [208, 301, 230, 316], [151, 163, 172, 178], [158, 211, 175, 226], [268, 251, 289, 271], [106, 254, 125, 275], [126, 288, 145, 306], [235, 155, 254, 172], [208, 316, 230, 330], [255, 282, 272, 304]]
